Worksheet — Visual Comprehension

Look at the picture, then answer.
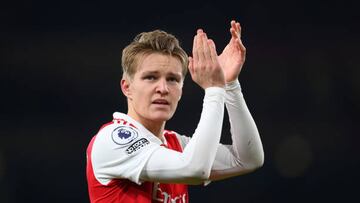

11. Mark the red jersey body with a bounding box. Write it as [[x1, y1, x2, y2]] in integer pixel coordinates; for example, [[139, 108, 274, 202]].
[[86, 113, 188, 203]]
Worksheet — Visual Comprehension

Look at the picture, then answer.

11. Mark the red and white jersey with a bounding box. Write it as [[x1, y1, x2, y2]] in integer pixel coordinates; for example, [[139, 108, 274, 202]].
[[86, 83, 265, 202], [86, 112, 188, 203]]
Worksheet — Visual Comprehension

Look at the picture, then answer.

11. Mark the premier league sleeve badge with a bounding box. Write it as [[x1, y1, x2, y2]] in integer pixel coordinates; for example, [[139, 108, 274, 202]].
[[111, 126, 139, 146]]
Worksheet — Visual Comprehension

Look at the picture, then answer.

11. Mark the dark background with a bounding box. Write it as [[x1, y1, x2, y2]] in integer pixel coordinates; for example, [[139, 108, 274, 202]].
[[1, 0, 359, 202]]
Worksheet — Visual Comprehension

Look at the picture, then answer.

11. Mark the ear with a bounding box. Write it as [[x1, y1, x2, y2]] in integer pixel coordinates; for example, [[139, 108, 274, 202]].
[[120, 78, 132, 99]]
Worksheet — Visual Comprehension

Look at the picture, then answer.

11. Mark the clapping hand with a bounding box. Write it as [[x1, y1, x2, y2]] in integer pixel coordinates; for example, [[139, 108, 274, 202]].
[[218, 20, 246, 83]]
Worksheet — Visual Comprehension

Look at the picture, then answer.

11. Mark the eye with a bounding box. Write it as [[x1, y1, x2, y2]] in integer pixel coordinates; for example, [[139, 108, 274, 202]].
[[167, 76, 180, 83], [143, 75, 157, 81]]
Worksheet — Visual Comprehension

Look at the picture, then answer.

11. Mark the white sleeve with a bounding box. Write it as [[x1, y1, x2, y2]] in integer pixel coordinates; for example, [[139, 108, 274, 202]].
[[209, 79, 264, 181], [91, 123, 160, 185], [140, 87, 225, 185]]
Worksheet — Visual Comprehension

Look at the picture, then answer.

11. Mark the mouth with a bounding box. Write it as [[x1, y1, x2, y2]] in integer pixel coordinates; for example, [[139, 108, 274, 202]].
[[152, 99, 170, 106]]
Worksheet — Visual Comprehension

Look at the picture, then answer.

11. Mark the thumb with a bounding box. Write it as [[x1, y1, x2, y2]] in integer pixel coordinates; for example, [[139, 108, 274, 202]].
[[188, 56, 194, 75]]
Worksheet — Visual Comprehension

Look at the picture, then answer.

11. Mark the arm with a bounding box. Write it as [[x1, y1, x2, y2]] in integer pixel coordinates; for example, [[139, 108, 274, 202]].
[[209, 80, 264, 181], [140, 29, 226, 185], [141, 87, 225, 184], [209, 20, 264, 181]]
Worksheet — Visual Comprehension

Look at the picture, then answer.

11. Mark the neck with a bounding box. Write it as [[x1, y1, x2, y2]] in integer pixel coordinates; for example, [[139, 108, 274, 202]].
[[141, 119, 166, 141]]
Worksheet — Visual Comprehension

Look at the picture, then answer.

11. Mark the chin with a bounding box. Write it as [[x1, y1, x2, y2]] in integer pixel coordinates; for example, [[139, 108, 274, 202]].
[[150, 112, 173, 122]]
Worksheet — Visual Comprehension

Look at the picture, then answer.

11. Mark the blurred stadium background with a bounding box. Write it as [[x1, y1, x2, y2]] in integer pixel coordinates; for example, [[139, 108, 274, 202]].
[[0, 0, 359, 202]]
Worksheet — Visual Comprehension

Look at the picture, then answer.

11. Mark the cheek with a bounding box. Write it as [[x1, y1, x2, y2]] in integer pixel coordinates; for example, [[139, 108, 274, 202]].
[[178, 89, 182, 101], [173, 87, 182, 102], [132, 84, 148, 96]]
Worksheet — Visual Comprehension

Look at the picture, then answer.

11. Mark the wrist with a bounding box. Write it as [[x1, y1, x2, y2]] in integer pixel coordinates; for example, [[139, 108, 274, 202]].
[[204, 86, 226, 101], [201, 82, 225, 90], [225, 79, 241, 91]]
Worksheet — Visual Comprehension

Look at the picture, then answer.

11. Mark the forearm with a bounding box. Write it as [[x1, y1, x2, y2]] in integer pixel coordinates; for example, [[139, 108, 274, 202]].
[[140, 87, 225, 184], [225, 79, 264, 168]]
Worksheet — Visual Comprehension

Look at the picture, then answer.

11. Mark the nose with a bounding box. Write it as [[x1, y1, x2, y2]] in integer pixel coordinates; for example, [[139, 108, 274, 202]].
[[156, 78, 169, 95]]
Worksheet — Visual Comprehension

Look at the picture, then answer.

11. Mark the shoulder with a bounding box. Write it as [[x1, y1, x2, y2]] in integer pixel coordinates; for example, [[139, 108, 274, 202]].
[[93, 112, 155, 155], [88, 112, 162, 184]]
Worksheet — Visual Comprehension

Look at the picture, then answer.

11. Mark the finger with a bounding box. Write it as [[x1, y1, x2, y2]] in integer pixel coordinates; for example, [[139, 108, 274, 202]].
[[237, 22, 245, 50], [236, 22, 242, 38], [230, 20, 236, 30], [207, 39, 218, 64], [230, 27, 238, 39], [202, 32, 211, 61], [230, 20, 241, 35], [236, 38, 246, 53], [196, 29, 206, 63], [192, 33, 199, 63]]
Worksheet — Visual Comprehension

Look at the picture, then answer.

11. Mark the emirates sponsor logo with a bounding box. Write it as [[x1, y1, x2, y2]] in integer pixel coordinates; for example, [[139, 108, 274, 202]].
[[152, 182, 187, 203]]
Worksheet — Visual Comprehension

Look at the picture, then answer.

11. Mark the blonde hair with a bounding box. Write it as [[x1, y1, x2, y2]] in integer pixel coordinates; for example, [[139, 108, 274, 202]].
[[121, 30, 188, 79]]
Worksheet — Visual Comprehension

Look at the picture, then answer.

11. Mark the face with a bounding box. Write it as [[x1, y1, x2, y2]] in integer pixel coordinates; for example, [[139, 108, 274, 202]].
[[122, 53, 184, 125]]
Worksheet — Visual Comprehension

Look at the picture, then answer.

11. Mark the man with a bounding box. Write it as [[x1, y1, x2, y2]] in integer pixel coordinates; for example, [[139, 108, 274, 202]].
[[86, 20, 264, 202]]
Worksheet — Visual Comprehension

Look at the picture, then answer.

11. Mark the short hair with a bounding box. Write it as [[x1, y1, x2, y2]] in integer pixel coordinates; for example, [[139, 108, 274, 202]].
[[121, 30, 188, 79]]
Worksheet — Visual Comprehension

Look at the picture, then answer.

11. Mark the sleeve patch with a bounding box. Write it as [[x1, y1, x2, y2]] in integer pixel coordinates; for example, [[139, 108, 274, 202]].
[[125, 138, 150, 155], [111, 126, 139, 146]]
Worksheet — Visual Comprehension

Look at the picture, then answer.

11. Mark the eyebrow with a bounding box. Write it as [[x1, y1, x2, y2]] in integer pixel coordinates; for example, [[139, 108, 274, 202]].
[[167, 72, 182, 78], [141, 71, 160, 75], [141, 71, 182, 78]]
